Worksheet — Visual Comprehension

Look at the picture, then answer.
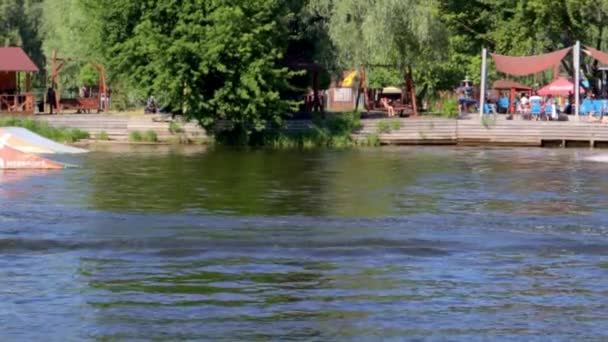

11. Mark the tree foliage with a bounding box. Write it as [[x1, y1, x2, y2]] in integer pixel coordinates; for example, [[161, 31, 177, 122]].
[[82, 0, 299, 135], [0, 0, 44, 72]]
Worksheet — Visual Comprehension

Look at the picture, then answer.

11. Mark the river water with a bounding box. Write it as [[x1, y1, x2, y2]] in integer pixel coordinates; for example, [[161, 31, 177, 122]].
[[0, 145, 607, 341]]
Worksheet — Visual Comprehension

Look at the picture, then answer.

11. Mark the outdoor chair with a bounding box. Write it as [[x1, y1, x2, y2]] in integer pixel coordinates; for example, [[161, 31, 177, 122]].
[[544, 104, 553, 118], [593, 101, 603, 118], [580, 100, 593, 116], [531, 103, 542, 117], [483, 103, 495, 114], [498, 97, 509, 113]]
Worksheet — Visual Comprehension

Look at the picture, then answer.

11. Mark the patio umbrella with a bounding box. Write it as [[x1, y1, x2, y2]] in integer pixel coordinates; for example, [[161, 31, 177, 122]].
[[537, 77, 584, 96], [382, 87, 402, 94]]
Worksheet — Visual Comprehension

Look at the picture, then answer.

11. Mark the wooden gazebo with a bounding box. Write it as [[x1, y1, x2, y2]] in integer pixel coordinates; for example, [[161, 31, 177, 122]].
[[0, 47, 39, 114], [493, 79, 532, 113]]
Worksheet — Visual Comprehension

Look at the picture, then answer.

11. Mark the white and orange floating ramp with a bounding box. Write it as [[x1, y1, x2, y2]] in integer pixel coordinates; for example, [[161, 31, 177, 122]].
[[0, 127, 88, 154], [0, 127, 87, 170], [0, 144, 64, 170]]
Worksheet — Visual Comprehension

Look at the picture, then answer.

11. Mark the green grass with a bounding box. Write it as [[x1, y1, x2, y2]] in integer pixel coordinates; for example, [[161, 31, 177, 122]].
[[0, 116, 89, 143], [259, 111, 365, 149], [168, 134, 190, 144], [430, 95, 460, 118], [129, 130, 143, 141], [95, 131, 110, 140], [376, 119, 401, 134], [169, 121, 184, 134], [390, 119, 401, 131], [142, 130, 158, 142], [358, 133, 380, 146], [129, 130, 158, 142]]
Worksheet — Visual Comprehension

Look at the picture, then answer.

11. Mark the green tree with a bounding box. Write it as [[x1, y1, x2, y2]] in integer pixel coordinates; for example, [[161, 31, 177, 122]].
[[0, 0, 44, 70], [82, 0, 299, 141], [311, 0, 448, 113]]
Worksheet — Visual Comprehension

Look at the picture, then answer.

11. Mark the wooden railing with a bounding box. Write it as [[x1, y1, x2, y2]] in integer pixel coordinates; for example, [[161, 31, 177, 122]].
[[0, 93, 35, 114]]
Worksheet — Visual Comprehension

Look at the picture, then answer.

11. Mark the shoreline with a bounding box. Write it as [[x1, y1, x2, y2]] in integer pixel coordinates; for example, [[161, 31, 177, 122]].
[[24, 113, 608, 149]]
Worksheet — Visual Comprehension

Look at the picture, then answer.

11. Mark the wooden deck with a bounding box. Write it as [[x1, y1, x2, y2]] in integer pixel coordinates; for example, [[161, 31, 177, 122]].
[[35, 114, 207, 141], [28, 113, 608, 147], [354, 118, 458, 145], [355, 115, 608, 147]]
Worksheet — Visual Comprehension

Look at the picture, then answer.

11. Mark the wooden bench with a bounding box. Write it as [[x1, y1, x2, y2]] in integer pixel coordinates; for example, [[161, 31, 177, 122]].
[[60, 97, 100, 113]]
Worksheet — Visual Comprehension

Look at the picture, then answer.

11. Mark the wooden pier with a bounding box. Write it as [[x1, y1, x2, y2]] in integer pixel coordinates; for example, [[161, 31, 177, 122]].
[[355, 116, 608, 148], [35, 114, 207, 141]]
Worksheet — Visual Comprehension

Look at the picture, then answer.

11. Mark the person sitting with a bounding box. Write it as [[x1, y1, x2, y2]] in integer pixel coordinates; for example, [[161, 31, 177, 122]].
[[145, 95, 157, 114], [380, 97, 395, 117]]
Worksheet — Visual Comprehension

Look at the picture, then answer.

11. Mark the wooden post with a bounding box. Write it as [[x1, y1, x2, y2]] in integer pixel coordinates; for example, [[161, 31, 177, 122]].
[[361, 65, 369, 111], [355, 66, 361, 111], [51, 50, 58, 113], [25, 72, 31, 92], [553, 63, 559, 80], [51, 50, 67, 114], [25, 72, 32, 113], [509, 87, 515, 114], [92, 63, 108, 112], [312, 69, 320, 114], [407, 66, 418, 116]]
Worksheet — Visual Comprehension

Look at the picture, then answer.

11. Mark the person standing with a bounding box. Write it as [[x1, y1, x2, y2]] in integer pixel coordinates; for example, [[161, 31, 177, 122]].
[[520, 93, 530, 114], [46, 87, 56, 115]]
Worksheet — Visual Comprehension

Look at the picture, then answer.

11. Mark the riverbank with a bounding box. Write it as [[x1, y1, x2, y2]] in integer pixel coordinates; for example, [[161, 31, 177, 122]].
[[28, 113, 608, 148]]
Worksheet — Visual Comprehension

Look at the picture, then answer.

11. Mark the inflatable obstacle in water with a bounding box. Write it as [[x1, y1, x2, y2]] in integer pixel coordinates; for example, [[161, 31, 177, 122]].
[[0, 127, 87, 170]]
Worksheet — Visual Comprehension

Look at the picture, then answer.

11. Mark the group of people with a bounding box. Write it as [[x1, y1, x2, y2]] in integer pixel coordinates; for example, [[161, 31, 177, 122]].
[[515, 92, 558, 120]]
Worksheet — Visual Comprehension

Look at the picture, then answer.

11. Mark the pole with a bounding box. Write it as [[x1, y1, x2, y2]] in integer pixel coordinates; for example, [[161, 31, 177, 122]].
[[479, 47, 487, 120], [574, 41, 580, 119]]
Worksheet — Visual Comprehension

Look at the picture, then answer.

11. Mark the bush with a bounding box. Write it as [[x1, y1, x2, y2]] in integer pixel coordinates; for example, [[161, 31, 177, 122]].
[[377, 121, 391, 134], [169, 121, 184, 134], [142, 130, 158, 142], [434, 95, 459, 118], [326, 111, 362, 134], [168, 134, 190, 144], [96, 131, 110, 140], [129, 130, 143, 141], [390, 119, 401, 131], [352, 133, 380, 146], [217, 111, 364, 149]]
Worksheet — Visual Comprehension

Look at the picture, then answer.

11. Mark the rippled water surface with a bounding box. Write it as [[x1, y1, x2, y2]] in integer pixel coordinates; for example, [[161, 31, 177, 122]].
[[1, 145, 607, 341]]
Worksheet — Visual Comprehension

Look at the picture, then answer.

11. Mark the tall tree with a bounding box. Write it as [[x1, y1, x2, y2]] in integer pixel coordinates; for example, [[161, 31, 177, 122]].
[[83, 0, 298, 139], [312, 0, 448, 113], [0, 0, 44, 69]]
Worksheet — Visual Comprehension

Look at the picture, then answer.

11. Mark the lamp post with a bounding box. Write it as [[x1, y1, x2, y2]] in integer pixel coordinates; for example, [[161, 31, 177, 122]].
[[479, 48, 488, 121], [574, 41, 580, 119]]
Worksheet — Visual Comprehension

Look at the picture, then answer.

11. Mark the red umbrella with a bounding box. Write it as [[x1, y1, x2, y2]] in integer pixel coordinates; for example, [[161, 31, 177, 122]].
[[537, 77, 584, 96]]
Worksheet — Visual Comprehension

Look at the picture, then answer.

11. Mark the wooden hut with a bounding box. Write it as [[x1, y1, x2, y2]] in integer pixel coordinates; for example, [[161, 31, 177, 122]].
[[0, 47, 39, 114], [493, 79, 532, 113]]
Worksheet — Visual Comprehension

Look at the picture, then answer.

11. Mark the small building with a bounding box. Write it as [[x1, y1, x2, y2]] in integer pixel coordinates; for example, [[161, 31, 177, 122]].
[[0, 47, 39, 114], [325, 70, 368, 112]]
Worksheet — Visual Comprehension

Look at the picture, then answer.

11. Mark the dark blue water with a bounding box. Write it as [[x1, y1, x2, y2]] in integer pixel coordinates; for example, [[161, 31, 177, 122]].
[[1, 145, 607, 341]]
